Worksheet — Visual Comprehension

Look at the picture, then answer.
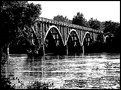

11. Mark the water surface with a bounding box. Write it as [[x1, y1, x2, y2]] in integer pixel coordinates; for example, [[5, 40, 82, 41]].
[[6, 53, 120, 89]]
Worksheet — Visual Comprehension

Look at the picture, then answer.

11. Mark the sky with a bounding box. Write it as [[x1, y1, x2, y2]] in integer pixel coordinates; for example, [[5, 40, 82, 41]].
[[28, 1, 120, 23]]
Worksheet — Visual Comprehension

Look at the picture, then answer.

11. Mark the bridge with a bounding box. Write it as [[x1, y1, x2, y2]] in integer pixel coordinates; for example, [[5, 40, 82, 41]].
[[9, 17, 103, 55]]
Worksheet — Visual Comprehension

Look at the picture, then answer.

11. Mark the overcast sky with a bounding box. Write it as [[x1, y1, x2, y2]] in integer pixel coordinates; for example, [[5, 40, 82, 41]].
[[28, 1, 120, 23]]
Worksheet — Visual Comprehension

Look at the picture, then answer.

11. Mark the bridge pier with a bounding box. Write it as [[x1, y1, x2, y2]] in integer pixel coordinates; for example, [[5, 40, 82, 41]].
[[82, 45, 84, 55], [66, 45, 68, 56]]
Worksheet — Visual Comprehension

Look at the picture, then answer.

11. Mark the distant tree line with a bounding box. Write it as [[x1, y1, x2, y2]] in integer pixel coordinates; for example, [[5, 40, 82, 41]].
[[53, 15, 72, 24], [53, 12, 120, 53]]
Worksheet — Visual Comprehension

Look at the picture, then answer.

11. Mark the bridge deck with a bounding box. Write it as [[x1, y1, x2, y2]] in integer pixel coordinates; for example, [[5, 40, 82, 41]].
[[36, 17, 103, 34]]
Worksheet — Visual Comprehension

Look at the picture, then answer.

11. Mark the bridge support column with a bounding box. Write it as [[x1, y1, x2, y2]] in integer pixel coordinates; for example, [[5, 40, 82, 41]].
[[7, 45, 9, 56], [66, 45, 68, 56], [82, 45, 84, 54], [42, 44, 45, 78]]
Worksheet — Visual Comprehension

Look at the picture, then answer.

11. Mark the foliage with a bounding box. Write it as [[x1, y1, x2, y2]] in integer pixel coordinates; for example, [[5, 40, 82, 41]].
[[103, 21, 120, 35], [1, 1, 41, 48], [103, 21, 120, 52], [72, 12, 89, 27], [0, 1, 41, 58], [53, 15, 72, 24], [88, 18, 101, 30], [103, 21, 120, 42]]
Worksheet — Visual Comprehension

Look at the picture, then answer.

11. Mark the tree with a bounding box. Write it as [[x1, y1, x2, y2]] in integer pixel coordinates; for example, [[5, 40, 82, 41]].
[[103, 20, 120, 42], [53, 15, 72, 24], [1, 1, 41, 61], [103, 21, 120, 52], [104, 21, 120, 34], [72, 12, 89, 27], [88, 18, 101, 30]]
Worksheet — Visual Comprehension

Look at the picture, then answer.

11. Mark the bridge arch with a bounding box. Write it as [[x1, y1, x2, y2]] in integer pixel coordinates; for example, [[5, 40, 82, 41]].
[[44, 25, 64, 45], [65, 29, 82, 55], [44, 25, 65, 55], [103, 32, 114, 43], [82, 32, 92, 46], [65, 29, 81, 46], [81, 31, 95, 53]]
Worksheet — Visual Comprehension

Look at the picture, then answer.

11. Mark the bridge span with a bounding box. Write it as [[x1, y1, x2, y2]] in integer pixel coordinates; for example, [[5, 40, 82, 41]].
[[9, 17, 103, 55]]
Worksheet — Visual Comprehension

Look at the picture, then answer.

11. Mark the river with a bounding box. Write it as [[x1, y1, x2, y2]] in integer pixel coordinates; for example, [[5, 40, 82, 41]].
[[5, 53, 120, 89]]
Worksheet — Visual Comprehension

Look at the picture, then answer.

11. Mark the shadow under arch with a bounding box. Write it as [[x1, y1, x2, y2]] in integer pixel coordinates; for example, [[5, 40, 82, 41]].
[[65, 29, 82, 55], [82, 32, 93, 53], [44, 25, 65, 55]]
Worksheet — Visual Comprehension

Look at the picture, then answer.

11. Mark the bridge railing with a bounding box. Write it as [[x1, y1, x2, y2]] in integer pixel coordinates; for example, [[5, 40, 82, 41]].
[[36, 17, 103, 34]]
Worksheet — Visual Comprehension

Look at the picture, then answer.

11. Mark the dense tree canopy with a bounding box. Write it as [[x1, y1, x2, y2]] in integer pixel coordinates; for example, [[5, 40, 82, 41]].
[[1, 1, 41, 57], [103, 21, 120, 35], [88, 18, 101, 30], [103, 21, 120, 52], [1, 1, 41, 48], [72, 12, 89, 27], [53, 15, 72, 24]]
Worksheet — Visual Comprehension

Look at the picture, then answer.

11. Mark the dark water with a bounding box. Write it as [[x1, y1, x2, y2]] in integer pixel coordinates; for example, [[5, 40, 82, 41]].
[[6, 53, 120, 89]]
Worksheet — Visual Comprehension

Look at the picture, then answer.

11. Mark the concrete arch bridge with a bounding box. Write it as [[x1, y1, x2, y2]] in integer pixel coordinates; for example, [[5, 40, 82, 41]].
[[9, 17, 103, 55]]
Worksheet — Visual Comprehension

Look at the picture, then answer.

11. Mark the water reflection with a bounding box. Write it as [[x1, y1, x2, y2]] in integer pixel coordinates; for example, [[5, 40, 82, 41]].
[[6, 53, 120, 89]]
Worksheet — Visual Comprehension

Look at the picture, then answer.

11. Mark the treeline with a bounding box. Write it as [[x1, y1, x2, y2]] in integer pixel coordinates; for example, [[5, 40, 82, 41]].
[[53, 12, 120, 53]]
